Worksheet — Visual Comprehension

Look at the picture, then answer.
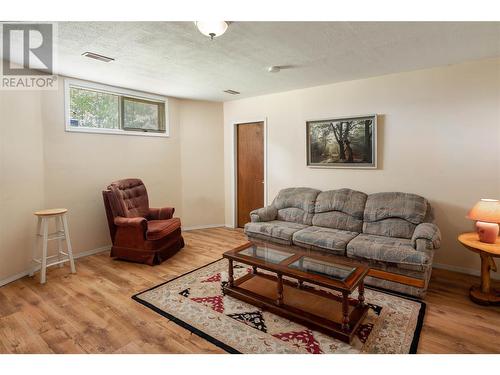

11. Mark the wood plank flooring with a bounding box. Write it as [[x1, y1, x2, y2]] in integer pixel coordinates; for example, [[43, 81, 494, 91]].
[[0, 227, 498, 354]]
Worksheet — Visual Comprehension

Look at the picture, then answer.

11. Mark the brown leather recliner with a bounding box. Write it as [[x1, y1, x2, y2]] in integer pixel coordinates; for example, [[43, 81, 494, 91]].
[[102, 178, 184, 265]]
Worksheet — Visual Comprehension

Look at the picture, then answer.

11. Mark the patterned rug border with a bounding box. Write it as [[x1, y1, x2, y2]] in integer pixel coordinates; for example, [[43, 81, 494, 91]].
[[132, 258, 426, 354]]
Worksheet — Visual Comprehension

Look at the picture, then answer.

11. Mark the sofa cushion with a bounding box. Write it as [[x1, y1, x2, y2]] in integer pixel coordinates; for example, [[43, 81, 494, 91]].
[[273, 187, 321, 225], [244, 220, 308, 245], [312, 189, 367, 232], [363, 219, 417, 239], [346, 233, 430, 270], [292, 226, 359, 255], [363, 192, 428, 239], [146, 218, 181, 241]]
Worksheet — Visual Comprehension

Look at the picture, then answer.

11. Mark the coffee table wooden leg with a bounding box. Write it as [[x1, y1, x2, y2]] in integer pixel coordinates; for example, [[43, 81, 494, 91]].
[[342, 292, 350, 331], [228, 259, 234, 287], [277, 274, 284, 306], [358, 281, 365, 306]]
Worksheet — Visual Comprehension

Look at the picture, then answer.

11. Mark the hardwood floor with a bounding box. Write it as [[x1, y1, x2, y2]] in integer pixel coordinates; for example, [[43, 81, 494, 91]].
[[0, 227, 498, 354]]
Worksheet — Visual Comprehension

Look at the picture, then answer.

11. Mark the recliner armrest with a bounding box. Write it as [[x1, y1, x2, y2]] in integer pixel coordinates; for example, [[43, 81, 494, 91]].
[[113, 216, 148, 244], [114, 216, 147, 229], [148, 207, 175, 220], [250, 206, 277, 222], [412, 223, 441, 250]]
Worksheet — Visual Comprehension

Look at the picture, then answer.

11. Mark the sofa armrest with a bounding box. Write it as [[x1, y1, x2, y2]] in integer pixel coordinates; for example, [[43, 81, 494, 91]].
[[250, 206, 278, 222], [148, 207, 175, 220], [412, 223, 441, 250]]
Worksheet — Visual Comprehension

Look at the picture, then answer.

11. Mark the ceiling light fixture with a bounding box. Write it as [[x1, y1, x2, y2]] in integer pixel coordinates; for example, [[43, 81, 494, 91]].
[[195, 21, 228, 40], [82, 52, 115, 63], [268, 66, 281, 73], [223, 89, 240, 95]]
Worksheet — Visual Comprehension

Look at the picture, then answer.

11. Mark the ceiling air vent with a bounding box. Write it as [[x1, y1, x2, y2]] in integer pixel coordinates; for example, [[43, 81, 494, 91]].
[[82, 52, 115, 63], [224, 89, 240, 95]]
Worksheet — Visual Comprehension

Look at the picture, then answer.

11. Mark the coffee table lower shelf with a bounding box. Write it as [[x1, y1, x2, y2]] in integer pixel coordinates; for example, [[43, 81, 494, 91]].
[[224, 272, 369, 344]]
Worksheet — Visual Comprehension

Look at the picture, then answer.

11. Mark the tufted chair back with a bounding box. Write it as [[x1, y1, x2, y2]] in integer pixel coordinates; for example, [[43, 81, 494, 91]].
[[106, 178, 150, 218], [102, 178, 150, 241]]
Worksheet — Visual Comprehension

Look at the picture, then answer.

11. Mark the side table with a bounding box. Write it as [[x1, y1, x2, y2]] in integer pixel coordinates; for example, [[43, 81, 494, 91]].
[[458, 232, 500, 305]]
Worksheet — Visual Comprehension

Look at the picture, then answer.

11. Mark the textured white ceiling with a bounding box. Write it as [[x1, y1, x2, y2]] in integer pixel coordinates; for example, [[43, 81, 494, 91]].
[[54, 22, 500, 101]]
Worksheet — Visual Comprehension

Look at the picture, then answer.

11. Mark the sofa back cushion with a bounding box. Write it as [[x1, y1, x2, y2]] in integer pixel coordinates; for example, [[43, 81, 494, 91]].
[[312, 189, 367, 232], [273, 187, 321, 225], [363, 192, 428, 239]]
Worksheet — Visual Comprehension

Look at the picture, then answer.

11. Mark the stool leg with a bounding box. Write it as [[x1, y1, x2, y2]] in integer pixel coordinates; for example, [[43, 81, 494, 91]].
[[56, 216, 64, 268], [62, 214, 76, 274], [40, 218, 49, 284], [29, 217, 42, 277]]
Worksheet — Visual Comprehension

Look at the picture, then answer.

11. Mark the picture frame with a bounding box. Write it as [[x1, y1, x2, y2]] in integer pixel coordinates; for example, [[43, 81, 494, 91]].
[[306, 114, 377, 169]]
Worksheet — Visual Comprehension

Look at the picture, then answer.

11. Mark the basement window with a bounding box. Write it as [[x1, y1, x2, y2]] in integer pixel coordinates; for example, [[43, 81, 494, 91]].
[[65, 79, 168, 137]]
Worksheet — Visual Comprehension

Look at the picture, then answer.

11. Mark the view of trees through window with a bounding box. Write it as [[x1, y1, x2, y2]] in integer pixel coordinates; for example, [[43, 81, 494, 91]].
[[123, 98, 162, 131], [69, 85, 165, 132], [70, 87, 119, 129]]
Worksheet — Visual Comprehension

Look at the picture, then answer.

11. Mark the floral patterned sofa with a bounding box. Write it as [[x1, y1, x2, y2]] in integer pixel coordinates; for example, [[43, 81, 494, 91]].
[[244, 187, 441, 298]]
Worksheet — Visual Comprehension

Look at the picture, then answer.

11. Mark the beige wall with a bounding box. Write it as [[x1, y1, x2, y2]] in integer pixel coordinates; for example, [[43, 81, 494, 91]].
[[0, 77, 225, 283], [0, 90, 45, 283], [223, 58, 500, 276], [179, 100, 225, 228]]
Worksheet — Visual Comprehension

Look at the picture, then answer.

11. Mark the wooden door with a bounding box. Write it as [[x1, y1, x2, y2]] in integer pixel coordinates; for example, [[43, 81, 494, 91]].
[[237, 122, 264, 228]]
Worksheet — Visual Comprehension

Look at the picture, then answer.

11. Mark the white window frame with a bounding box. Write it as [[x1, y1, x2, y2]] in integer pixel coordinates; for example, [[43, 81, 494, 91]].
[[64, 78, 169, 137]]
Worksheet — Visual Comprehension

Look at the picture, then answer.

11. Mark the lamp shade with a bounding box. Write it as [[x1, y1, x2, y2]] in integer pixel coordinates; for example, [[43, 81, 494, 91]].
[[467, 199, 500, 223]]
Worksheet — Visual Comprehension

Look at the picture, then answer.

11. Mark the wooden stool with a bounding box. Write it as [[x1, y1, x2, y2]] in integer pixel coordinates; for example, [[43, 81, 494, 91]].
[[30, 208, 76, 284]]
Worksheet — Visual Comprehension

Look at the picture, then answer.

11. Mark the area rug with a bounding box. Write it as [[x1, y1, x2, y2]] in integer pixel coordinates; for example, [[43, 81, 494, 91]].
[[132, 259, 425, 354]]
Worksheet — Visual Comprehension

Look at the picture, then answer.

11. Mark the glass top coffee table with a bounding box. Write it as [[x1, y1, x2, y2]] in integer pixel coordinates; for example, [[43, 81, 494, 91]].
[[223, 241, 369, 344]]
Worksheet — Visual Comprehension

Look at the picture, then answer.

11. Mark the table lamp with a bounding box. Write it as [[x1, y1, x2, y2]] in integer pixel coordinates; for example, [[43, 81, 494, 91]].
[[467, 199, 500, 243]]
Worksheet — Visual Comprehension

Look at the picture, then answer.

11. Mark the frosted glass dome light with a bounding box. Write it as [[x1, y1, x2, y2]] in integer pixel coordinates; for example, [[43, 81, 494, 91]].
[[195, 21, 228, 40]]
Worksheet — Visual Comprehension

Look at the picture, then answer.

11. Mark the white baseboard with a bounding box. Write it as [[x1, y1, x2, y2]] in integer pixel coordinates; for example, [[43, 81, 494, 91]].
[[434, 262, 500, 281], [182, 224, 225, 231], [0, 270, 33, 288], [73, 245, 111, 259], [0, 245, 111, 288]]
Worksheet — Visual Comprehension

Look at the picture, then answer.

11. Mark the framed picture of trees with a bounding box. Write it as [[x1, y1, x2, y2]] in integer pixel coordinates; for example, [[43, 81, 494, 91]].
[[306, 114, 377, 169]]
